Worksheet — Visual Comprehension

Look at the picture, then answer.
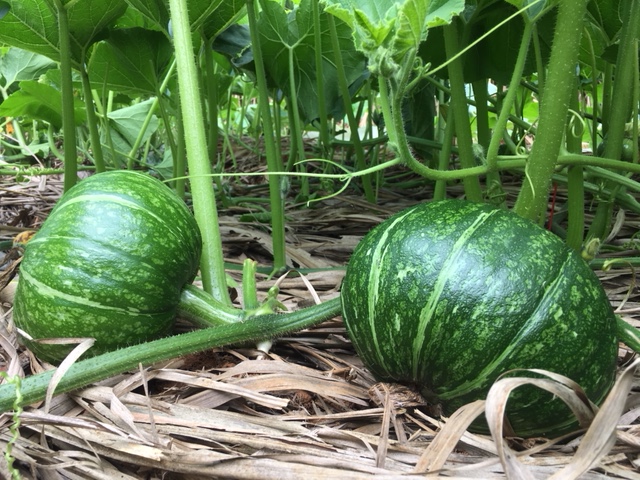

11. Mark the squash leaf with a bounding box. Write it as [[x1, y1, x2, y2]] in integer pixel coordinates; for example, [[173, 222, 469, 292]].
[[0, 0, 127, 67], [0, 48, 56, 91], [88, 28, 173, 96], [125, 0, 245, 40], [322, 0, 464, 77], [255, 0, 367, 124], [101, 99, 159, 167], [0, 80, 86, 128]]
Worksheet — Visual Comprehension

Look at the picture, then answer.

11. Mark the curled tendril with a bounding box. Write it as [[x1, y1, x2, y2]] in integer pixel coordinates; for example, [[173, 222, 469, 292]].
[[567, 108, 586, 138]]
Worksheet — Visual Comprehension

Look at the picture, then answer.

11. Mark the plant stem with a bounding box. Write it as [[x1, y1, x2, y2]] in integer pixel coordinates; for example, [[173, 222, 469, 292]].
[[312, 0, 331, 156], [241, 259, 260, 311], [587, 0, 640, 241], [616, 317, 640, 354], [513, 0, 590, 222], [442, 20, 482, 202], [0, 297, 342, 413], [203, 47, 220, 171], [327, 14, 374, 202], [177, 285, 245, 327], [377, 79, 396, 145], [485, 21, 533, 172], [54, 0, 78, 191], [173, 89, 187, 197], [168, 0, 231, 304], [434, 112, 456, 201], [79, 66, 105, 173], [283, 49, 306, 175], [472, 80, 490, 154], [565, 81, 585, 251], [247, 0, 287, 271]]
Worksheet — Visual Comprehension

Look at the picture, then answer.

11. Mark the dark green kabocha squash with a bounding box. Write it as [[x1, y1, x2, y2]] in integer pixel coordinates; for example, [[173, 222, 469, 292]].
[[13, 170, 202, 363], [341, 200, 618, 437]]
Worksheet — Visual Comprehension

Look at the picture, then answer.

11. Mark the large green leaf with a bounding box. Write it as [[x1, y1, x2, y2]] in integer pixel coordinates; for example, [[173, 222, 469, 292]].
[[0, 0, 127, 67], [587, 0, 623, 42], [504, 0, 556, 20], [200, 0, 245, 40], [125, 0, 245, 39], [0, 80, 86, 127], [256, 0, 366, 124], [322, 0, 464, 75], [583, 0, 628, 67], [101, 99, 159, 167], [0, 48, 56, 91], [419, 0, 555, 84], [88, 28, 173, 96], [124, 0, 170, 33]]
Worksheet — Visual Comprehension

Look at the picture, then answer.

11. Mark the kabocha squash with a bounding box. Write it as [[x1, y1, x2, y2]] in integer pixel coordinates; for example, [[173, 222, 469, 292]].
[[341, 200, 618, 437], [13, 171, 203, 363]]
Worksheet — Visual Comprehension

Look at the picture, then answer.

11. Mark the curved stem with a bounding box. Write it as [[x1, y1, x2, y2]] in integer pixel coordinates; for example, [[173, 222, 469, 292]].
[[616, 316, 640, 354], [177, 285, 245, 327], [0, 297, 342, 413]]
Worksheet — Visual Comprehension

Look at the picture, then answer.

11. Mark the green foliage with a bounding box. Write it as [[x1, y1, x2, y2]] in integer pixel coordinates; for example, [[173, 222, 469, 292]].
[[88, 28, 173, 96], [0, 48, 55, 92], [125, 0, 245, 39], [0, 0, 126, 67], [419, 1, 554, 83], [256, 0, 366, 124], [101, 99, 159, 167], [0, 80, 85, 127], [322, 0, 464, 78]]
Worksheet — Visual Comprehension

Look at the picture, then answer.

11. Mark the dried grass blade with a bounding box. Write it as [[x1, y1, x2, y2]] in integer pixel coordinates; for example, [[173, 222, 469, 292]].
[[152, 370, 289, 409], [549, 358, 640, 480], [484, 372, 600, 480], [44, 338, 95, 413], [370, 384, 392, 468], [414, 399, 487, 473]]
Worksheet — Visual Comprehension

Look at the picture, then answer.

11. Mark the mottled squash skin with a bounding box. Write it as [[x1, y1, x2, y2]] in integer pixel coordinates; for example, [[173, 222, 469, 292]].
[[14, 171, 202, 363], [341, 200, 618, 437]]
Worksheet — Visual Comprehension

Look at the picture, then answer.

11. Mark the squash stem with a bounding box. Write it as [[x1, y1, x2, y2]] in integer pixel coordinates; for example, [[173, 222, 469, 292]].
[[177, 285, 245, 327], [616, 316, 640, 354], [442, 20, 483, 202], [0, 297, 342, 413], [168, 0, 231, 304], [513, 0, 590, 222], [245, 0, 288, 272], [53, 0, 78, 192]]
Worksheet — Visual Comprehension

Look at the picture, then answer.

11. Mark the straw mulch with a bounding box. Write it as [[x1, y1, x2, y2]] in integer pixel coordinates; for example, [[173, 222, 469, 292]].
[[1, 160, 640, 479]]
